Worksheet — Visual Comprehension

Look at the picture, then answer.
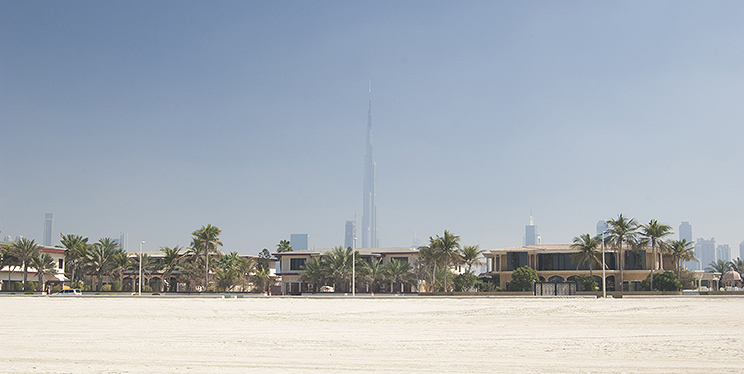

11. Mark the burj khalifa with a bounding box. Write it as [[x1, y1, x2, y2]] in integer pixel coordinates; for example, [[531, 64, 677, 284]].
[[361, 81, 379, 248]]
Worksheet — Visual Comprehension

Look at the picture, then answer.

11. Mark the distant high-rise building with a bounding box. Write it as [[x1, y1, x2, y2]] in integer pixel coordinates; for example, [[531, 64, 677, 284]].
[[119, 232, 128, 252], [596, 220, 608, 237], [716, 244, 731, 264], [361, 81, 379, 249], [679, 222, 692, 242], [43, 213, 54, 246], [344, 220, 356, 249], [525, 215, 538, 246], [679, 222, 696, 270], [695, 237, 716, 271], [3, 235, 11, 242], [290, 234, 309, 251], [740, 240, 744, 261]]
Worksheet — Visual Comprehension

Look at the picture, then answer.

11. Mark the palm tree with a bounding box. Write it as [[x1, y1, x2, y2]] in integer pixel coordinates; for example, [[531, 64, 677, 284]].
[[416, 245, 442, 292], [254, 266, 273, 294], [606, 214, 639, 290], [324, 246, 354, 292], [459, 245, 485, 274], [132, 253, 159, 291], [731, 257, 744, 277], [668, 239, 697, 278], [236, 256, 255, 292], [30, 252, 57, 291], [706, 259, 730, 274], [214, 268, 238, 292], [640, 220, 673, 291], [60, 234, 90, 286], [383, 259, 416, 293], [570, 234, 602, 276], [430, 230, 461, 292], [299, 256, 327, 290], [110, 249, 131, 290], [276, 240, 292, 253], [88, 237, 119, 291], [160, 245, 183, 292], [191, 225, 223, 292], [1, 245, 19, 289], [11, 238, 41, 289], [362, 258, 385, 293]]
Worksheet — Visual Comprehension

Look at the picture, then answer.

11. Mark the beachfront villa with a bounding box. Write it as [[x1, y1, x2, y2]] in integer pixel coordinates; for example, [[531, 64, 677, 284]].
[[483, 244, 720, 291], [274, 247, 419, 294], [0, 241, 67, 291]]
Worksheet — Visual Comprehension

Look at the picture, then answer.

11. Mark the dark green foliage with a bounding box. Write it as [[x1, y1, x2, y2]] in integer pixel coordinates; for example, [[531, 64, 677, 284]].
[[508, 266, 538, 291], [573, 275, 598, 291], [13, 282, 23, 291], [112, 281, 122, 292], [453, 272, 478, 292], [24, 281, 37, 291], [641, 271, 682, 291]]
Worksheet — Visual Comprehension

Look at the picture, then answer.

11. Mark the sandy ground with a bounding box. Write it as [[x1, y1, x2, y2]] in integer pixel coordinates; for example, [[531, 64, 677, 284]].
[[1, 295, 742, 373]]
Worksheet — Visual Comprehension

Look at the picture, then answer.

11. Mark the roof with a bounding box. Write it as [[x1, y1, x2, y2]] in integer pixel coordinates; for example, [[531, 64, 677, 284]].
[[273, 247, 418, 257]]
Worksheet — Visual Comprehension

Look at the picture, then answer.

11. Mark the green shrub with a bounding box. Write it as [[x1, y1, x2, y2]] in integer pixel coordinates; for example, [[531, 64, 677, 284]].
[[83, 285, 91, 291], [151, 293, 160, 296], [508, 266, 538, 291], [143, 285, 153, 292], [52, 285, 62, 292], [25, 292, 34, 295], [112, 281, 122, 292], [573, 275, 598, 291], [101, 284, 112, 292], [24, 282, 37, 291], [13, 282, 23, 291], [641, 271, 682, 291]]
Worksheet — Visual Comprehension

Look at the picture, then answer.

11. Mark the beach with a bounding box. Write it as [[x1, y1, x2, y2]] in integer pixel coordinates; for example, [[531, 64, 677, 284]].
[[1, 295, 741, 373]]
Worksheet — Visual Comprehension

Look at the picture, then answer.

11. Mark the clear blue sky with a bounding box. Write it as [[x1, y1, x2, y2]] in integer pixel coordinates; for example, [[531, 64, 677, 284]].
[[2, 1, 743, 258]]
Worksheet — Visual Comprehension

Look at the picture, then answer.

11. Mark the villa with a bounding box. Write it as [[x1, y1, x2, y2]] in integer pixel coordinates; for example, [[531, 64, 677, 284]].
[[0, 241, 67, 291], [483, 243, 719, 291], [274, 247, 419, 294]]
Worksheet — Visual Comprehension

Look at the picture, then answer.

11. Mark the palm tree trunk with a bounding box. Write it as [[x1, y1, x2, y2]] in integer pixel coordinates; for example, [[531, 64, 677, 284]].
[[650, 242, 655, 291]]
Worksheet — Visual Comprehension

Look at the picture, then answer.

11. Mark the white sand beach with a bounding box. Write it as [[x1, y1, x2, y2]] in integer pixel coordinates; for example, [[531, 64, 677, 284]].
[[1, 295, 741, 373]]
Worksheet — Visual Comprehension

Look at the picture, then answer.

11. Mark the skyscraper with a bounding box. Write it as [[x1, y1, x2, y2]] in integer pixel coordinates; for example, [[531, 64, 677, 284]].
[[43, 213, 53, 246], [695, 237, 716, 271], [525, 215, 538, 246], [716, 244, 731, 263], [680, 222, 695, 270], [290, 234, 309, 251], [596, 220, 608, 237], [344, 219, 356, 249], [362, 81, 379, 249]]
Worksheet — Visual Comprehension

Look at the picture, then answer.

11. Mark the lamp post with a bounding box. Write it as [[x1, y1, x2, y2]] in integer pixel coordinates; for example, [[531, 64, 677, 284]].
[[601, 232, 606, 299], [352, 235, 356, 297], [139, 241, 145, 295]]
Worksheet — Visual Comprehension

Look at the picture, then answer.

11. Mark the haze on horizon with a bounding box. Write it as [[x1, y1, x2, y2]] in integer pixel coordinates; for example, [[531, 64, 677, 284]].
[[2, 2, 743, 257]]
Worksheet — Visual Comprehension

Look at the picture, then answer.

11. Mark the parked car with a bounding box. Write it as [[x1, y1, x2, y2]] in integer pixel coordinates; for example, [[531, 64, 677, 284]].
[[320, 285, 334, 293], [51, 289, 82, 296]]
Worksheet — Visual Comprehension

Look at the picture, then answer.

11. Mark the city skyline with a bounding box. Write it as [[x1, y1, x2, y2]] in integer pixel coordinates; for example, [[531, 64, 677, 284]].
[[2, 2, 743, 255]]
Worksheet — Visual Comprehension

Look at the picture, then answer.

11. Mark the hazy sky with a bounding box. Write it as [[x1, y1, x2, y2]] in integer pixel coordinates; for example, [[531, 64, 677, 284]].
[[2, 2, 743, 258]]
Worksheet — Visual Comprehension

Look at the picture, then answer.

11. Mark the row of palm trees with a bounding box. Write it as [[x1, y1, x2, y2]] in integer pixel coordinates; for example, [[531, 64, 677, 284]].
[[570, 215, 698, 290], [0, 238, 58, 291], [416, 230, 485, 292]]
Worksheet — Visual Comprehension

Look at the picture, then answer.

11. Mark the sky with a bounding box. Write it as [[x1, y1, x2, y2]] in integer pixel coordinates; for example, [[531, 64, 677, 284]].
[[2, 1, 743, 258]]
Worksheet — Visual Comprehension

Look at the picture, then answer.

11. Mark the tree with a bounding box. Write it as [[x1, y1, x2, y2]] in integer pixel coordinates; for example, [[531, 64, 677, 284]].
[[640, 219, 673, 291], [730, 257, 744, 277], [324, 246, 354, 292], [30, 252, 57, 291], [706, 259, 731, 275], [459, 245, 485, 274], [362, 258, 385, 293], [60, 234, 90, 286], [641, 271, 682, 291], [508, 266, 538, 291], [276, 240, 292, 253], [668, 239, 697, 279], [299, 256, 328, 289], [160, 245, 183, 292], [132, 253, 159, 291], [429, 230, 461, 292], [383, 259, 416, 293], [236, 256, 255, 292], [606, 214, 639, 291], [11, 238, 41, 289], [571, 274, 598, 292], [415, 245, 443, 292], [110, 249, 131, 290], [88, 238, 118, 291], [1, 245, 19, 289], [256, 248, 271, 271], [570, 234, 602, 276], [214, 268, 238, 292], [254, 266, 273, 294], [191, 224, 223, 292]]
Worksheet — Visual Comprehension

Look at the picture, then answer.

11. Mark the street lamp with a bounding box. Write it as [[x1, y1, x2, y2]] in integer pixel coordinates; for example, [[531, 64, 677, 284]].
[[139, 241, 145, 295], [601, 232, 606, 298]]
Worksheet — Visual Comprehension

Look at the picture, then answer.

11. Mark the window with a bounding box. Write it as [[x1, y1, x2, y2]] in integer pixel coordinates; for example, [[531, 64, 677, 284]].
[[58, 259, 64, 269], [391, 257, 408, 263], [506, 252, 528, 270], [290, 258, 306, 271]]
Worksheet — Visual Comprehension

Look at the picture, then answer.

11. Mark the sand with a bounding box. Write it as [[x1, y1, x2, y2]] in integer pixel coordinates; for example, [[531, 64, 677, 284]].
[[1, 295, 742, 373]]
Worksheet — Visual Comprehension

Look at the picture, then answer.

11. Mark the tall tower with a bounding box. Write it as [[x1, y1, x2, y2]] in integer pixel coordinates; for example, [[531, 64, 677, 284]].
[[344, 219, 356, 249], [362, 81, 379, 248], [524, 213, 538, 246], [43, 213, 54, 246]]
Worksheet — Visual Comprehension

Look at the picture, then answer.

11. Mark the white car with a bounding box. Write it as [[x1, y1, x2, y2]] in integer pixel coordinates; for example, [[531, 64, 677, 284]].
[[51, 289, 82, 296]]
